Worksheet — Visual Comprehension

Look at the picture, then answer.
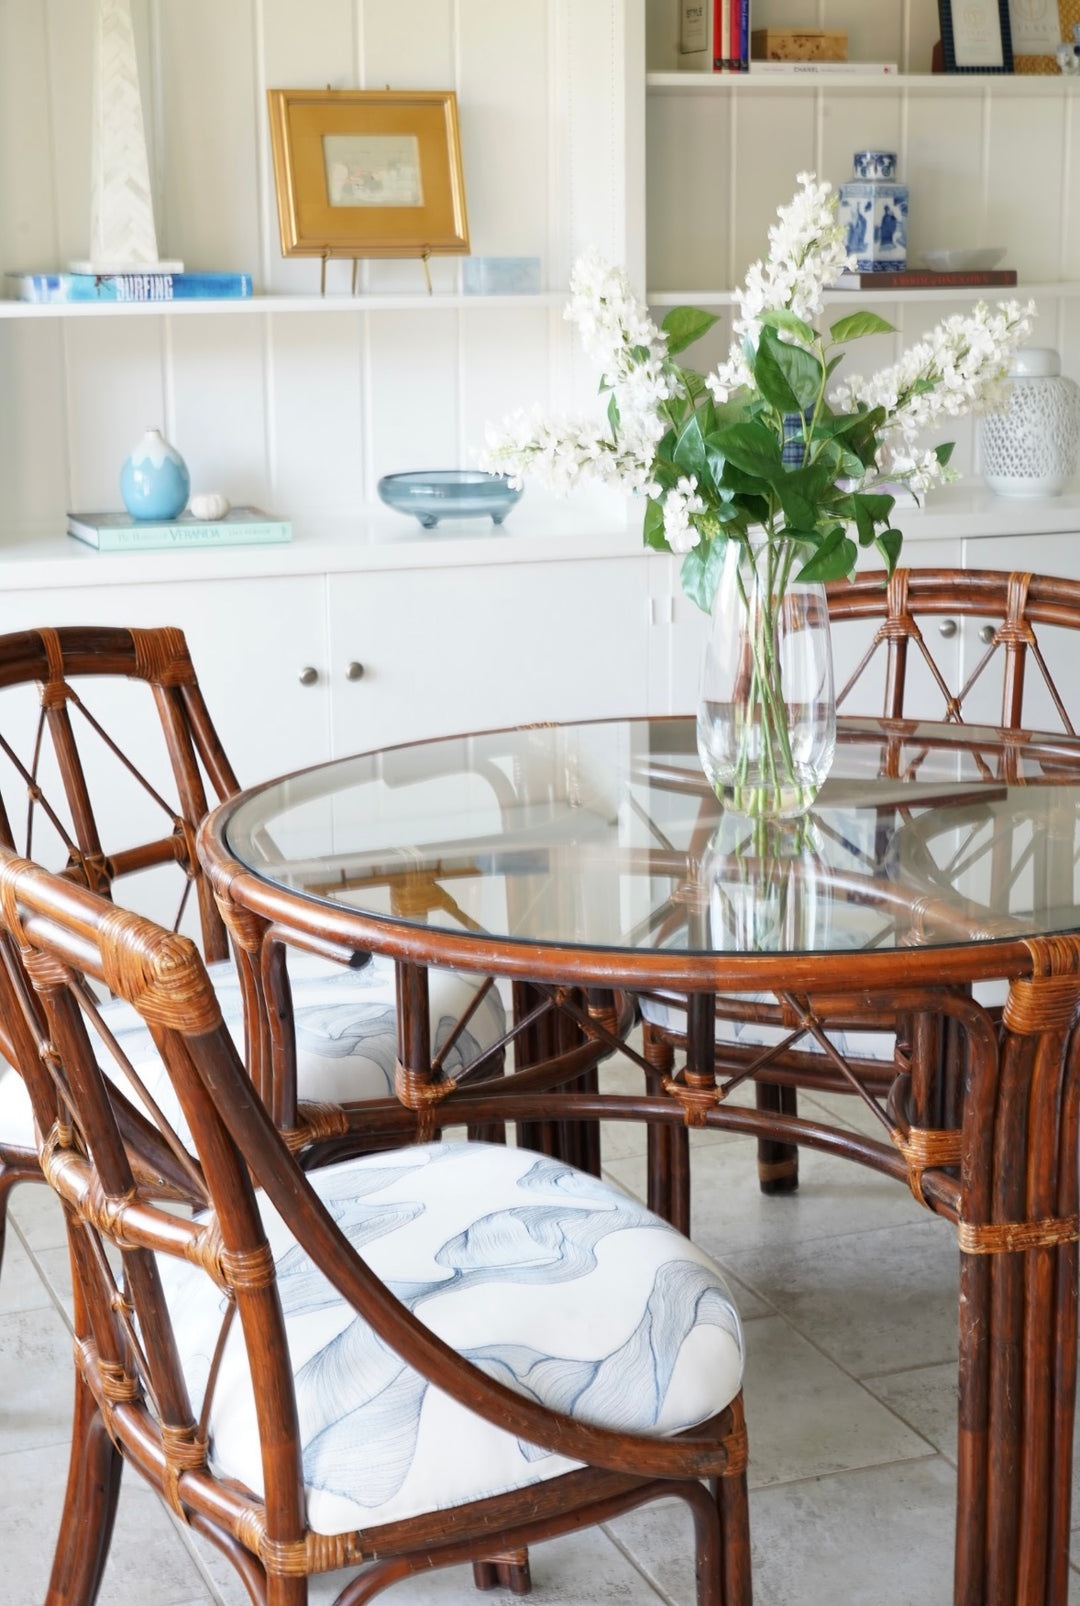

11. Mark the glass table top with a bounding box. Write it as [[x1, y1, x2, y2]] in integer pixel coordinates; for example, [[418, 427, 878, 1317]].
[[222, 716, 1080, 959]]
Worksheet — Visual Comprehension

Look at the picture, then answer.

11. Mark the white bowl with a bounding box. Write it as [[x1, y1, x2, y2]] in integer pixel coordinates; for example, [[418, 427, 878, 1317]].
[[920, 247, 1007, 272]]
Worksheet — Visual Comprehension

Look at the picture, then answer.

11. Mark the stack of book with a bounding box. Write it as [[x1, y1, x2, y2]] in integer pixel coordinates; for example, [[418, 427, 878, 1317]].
[[67, 507, 291, 553], [831, 268, 1018, 291], [713, 0, 749, 71], [6, 271, 254, 304]]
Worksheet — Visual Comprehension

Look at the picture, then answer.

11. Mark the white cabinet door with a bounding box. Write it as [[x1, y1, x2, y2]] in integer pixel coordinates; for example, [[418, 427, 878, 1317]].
[[961, 530, 1080, 730], [327, 557, 653, 755], [0, 573, 330, 935], [0, 574, 331, 788]]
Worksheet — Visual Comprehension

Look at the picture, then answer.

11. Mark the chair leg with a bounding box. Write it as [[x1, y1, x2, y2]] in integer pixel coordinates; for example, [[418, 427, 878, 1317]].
[[472, 1550, 532, 1594], [716, 1467, 753, 1605], [45, 1369, 123, 1606], [642, 1022, 691, 1232], [755, 1081, 799, 1195]]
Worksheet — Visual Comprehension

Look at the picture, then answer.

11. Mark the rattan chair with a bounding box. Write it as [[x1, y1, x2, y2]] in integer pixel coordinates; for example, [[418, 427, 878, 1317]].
[[0, 626, 506, 1276], [641, 565, 1080, 1227], [0, 849, 752, 1606]]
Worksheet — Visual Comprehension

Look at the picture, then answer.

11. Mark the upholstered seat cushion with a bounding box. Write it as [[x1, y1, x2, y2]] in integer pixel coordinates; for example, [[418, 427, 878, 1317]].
[[157, 1141, 743, 1535], [0, 951, 505, 1152]]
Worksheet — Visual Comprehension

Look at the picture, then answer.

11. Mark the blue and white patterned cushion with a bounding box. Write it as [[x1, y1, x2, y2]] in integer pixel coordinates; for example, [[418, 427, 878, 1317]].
[[0, 951, 505, 1152], [157, 1141, 744, 1534]]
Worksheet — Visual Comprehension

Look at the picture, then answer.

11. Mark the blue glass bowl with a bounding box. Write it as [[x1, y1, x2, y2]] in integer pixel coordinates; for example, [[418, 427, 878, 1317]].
[[377, 471, 523, 529]]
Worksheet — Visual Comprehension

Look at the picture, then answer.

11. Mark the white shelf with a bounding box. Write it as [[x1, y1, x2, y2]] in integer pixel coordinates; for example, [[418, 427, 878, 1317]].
[[647, 282, 1080, 307], [647, 71, 1080, 94], [0, 291, 568, 320]]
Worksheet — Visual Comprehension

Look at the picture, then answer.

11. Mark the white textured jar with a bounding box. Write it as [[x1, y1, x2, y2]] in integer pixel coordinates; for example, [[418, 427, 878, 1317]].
[[979, 348, 1080, 498]]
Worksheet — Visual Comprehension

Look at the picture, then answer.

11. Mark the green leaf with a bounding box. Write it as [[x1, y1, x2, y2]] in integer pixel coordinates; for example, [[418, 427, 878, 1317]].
[[712, 421, 784, 483], [607, 392, 620, 436], [796, 528, 858, 584], [875, 528, 904, 574], [662, 305, 720, 357], [680, 538, 727, 613], [829, 311, 896, 344], [759, 328, 825, 411], [776, 481, 817, 533], [642, 497, 670, 553], [854, 492, 896, 523], [935, 441, 956, 466], [750, 337, 802, 415], [758, 309, 816, 346], [672, 410, 709, 480], [824, 353, 845, 380]]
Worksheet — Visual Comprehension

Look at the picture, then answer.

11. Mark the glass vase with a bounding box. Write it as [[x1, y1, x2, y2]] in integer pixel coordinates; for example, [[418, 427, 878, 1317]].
[[696, 536, 836, 820]]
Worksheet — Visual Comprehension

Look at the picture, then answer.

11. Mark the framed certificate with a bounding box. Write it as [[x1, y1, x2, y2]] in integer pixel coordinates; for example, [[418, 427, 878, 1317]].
[[938, 0, 1015, 70]]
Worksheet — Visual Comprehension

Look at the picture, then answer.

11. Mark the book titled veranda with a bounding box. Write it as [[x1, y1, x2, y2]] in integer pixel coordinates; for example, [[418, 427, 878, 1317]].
[[832, 268, 1019, 290], [68, 508, 291, 553], [8, 271, 254, 303]]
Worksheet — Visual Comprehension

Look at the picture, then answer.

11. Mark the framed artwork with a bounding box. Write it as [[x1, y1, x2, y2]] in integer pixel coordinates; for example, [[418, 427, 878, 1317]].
[[1008, 0, 1080, 73], [267, 89, 469, 264], [937, 0, 1014, 70]]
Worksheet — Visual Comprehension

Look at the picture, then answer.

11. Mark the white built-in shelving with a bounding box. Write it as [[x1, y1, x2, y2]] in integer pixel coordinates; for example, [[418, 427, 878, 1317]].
[[647, 71, 1080, 95], [646, 284, 1080, 307], [0, 292, 568, 321]]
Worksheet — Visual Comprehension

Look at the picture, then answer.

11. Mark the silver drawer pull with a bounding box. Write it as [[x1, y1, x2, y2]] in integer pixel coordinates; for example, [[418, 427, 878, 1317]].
[[346, 662, 366, 681], [938, 619, 958, 638], [298, 666, 319, 687], [979, 624, 996, 645]]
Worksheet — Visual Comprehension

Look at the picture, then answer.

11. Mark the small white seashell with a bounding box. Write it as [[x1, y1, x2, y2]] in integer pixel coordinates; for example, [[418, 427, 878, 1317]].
[[189, 493, 231, 521]]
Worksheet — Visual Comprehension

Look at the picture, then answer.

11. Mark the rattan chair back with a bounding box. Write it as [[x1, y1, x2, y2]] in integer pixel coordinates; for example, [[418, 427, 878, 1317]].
[[0, 626, 238, 963], [0, 847, 751, 1605], [828, 567, 1080, 732]]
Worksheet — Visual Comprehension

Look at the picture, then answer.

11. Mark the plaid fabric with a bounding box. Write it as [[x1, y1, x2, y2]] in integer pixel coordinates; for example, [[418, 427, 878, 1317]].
[[781, 413, 806, 468]]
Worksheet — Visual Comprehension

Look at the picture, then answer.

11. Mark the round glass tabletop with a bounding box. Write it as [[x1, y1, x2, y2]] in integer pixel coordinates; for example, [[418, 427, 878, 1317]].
[[221, 716, 1080, 960]]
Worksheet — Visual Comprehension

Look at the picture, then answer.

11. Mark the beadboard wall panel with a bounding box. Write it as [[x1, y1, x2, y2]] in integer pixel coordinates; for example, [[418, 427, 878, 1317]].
[[0, 0, 623, 537]]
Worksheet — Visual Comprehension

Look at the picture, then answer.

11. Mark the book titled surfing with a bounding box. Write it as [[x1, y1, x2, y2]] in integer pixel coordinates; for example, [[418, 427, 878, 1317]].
[[68, 507, 291, 553], [832, 268, 1019, 290], [713, 0, 749, 70], [8, 271, 254, 303]]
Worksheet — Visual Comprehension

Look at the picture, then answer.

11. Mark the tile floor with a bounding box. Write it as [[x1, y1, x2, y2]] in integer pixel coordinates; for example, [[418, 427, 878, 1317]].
[[3, 1061, 1080, 1606]]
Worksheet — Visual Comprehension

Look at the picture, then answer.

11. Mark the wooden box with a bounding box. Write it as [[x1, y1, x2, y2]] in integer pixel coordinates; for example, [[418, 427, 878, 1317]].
[[750, 28, 847, 61]]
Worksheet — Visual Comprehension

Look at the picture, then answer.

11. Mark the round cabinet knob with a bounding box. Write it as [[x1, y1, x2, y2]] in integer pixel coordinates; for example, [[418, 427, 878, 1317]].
[[345, 661, 366, 681], [938, 619, 958, 638], [979, 624, 996, 645], [298, 666, 319, 687]]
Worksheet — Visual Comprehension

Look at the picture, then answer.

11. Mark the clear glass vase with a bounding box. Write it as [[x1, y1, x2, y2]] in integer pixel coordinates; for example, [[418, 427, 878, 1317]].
[[696, 536, 836, 820]]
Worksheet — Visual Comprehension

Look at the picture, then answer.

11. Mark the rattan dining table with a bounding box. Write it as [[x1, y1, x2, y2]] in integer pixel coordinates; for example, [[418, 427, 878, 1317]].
[[199, 712, 1080, 1606]]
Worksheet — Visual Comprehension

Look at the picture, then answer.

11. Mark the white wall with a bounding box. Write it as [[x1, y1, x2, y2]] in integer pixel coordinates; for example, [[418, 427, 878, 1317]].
[[0, 0, 630, 534]]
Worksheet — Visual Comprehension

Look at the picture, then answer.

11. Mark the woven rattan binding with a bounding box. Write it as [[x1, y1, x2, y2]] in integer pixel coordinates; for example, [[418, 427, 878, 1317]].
[[662, 1076, 725, 1128], [890, 1124, 964, 1207], [957, 1215, 1080, 1255]]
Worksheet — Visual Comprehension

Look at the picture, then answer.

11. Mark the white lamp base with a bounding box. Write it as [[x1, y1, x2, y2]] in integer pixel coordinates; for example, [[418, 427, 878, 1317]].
[[69, 260, 185, 275]]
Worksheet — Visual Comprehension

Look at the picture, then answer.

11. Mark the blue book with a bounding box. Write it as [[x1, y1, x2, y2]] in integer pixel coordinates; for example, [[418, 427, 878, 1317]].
[[8, 271, 254, 304], [67, 507, 291, 553]]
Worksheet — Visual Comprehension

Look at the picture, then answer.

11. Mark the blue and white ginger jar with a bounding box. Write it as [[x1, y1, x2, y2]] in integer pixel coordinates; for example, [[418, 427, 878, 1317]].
[[837, 150, 908, 272], [120, 428, 190, 521]]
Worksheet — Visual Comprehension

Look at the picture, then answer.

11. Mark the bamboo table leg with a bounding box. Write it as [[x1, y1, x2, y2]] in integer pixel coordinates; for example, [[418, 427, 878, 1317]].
[[953, 949, 1080, 1606]]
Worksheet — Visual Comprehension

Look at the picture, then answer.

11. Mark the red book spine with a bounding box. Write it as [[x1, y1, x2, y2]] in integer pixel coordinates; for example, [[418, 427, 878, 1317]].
[[849, 269, 1018, 289], [713, 0, 731, 69]]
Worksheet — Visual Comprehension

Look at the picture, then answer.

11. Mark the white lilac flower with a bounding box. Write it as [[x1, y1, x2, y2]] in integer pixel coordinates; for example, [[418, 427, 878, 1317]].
[[707, 173, 854, 403], [663, 476, 706, 553], [830, 299, 1035, 495], [479, 408, 660, 500]]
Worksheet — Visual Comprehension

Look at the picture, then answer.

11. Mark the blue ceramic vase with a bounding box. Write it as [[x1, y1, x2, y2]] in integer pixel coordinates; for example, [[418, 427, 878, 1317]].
[[120, 428, 190, 521], [837, 150, 909, 273]]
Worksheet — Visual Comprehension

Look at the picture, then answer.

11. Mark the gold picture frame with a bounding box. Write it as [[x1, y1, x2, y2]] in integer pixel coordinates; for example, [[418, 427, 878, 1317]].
[[267, 89, 469, 269]]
